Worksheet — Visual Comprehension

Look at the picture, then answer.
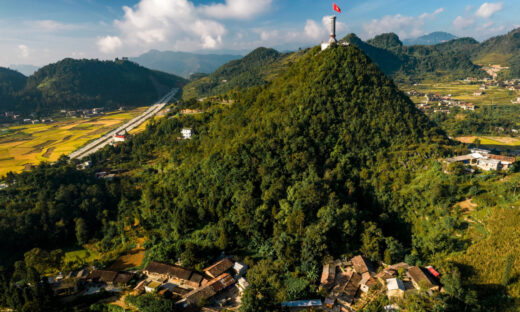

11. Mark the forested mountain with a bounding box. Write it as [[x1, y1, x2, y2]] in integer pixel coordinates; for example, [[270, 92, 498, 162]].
[[472, 28, 520, 77], [93, 44, 456, 310], [182, 47, 304, 99], [131, 50, 242, 78], [0, 59, 187, 113], [403, 32, 457, 46], [0, 67, 27, 111], [341, 33, 486, 83]]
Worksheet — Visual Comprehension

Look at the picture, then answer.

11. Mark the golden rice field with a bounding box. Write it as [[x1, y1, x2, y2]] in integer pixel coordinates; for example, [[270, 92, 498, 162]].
[[455, 136, 520, 146], [0, 108, 147, 177]]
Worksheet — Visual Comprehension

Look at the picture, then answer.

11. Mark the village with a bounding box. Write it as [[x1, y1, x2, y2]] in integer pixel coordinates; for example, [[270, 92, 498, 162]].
[[44, 256, 249, 311], [43, 253, 444, 312], [280, 255, 441, 312], [406, 77, 520, 116]]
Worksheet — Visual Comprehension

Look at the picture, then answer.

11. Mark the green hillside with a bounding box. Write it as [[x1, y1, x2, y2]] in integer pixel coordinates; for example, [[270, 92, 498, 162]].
[[97, 44, 451, 309], [182, 47, 304, 99], [472, 28, 520, 77], [342, 33, 486, 83], [0, 67, 27, 111], [23, 58, 186, 112], [2, 59, 187, 113]]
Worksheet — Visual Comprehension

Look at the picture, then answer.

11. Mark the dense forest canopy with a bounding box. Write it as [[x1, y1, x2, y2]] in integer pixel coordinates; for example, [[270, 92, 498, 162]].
[[0, 67, 27, 111], [0, 58, 187, 114], [182, 47, 305, 99]]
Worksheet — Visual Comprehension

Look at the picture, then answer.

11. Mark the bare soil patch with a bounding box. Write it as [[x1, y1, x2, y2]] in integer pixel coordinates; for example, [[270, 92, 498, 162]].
[[25, 140, 57, 154], [109, 248, 145, 271], [43, 147, 56, 158], [455, 198, 477, 214], [455, 136, 477, 144]]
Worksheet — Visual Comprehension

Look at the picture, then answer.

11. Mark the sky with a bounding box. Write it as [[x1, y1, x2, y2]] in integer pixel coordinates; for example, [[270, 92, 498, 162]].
[[0, 0, 519, 67]]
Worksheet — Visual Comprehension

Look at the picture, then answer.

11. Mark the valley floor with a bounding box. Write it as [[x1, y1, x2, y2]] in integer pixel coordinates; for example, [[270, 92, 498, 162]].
[[0, 108, 147, 177]]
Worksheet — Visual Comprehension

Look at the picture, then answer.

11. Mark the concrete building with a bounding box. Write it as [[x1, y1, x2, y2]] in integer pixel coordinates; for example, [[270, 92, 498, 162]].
[[386, 278, 405, 299], [181, 128, 192, 140]]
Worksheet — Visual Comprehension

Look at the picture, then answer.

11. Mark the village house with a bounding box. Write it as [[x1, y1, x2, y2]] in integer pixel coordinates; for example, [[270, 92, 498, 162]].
[[359, 271, 378, 293], [203, 258, 234, 279], [145, 281, 162, 293], [281, 299, 323, 311], [232, 261, 247, 277], [460, 103, 476, 111], [488, 154, 516, 169], [320, 263, 336, 287], [237, 277, 249, 293], [183, 273, 235, 306], [408, 266, 440, 292], [88, 269, 135, 287], [386, 278, 405, 299], [477, 158, 502, 171], [181, 128, 192, 140], [144, 261, 204, 288], [351, 255, 375, 274], [113, 133, 127, 143]]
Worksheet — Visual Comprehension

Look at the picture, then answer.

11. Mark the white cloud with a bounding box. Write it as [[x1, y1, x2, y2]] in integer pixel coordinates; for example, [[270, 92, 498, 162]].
[[199, 0, 272, 20], [453, 16, 475, 30], [362, 8, 444, 39], [18, 44, 29, 58], [303, 17, 349, 42], [304, 20, 323, 41], [97, 36, 122, 54], [100, 0, 232, 53], [475, 2, 503, 19]]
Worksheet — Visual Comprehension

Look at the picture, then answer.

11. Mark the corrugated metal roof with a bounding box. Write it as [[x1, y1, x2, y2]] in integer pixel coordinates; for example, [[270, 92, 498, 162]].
[[281, 299, 323, 307]]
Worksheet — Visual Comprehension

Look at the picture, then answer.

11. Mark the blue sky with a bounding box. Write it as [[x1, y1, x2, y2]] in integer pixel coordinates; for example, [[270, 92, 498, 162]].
[[0, 0, 518, 67]]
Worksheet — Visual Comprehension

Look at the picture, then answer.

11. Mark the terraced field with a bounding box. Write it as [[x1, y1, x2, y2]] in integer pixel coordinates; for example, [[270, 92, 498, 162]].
[[0, 108, 146, 177], [403, 82, 520, 106]]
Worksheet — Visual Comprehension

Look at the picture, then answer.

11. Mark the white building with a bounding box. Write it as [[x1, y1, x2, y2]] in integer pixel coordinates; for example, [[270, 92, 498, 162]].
[[113, 134, 127, 142], [181, 128, 192, 140], [233, 262, 248, 277], [477, 158, 501, 171], [386, 278, 405, 299], [237, 277, 249, 292]]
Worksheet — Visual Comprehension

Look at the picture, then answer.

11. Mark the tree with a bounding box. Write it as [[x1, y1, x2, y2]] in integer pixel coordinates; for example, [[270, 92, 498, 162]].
[[473, 138, 481, 148], [75, 218, 89, 245], [360, 222, 384, 262]]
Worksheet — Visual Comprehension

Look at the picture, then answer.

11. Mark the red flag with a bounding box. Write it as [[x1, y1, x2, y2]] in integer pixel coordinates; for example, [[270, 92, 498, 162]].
[[333, 3, 341, 13]]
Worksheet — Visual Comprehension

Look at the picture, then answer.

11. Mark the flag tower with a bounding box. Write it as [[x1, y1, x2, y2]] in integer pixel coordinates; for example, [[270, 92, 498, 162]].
[[322, 3, 341, 50]]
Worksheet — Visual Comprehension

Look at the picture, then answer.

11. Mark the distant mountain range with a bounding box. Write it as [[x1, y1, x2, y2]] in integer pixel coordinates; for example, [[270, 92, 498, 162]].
[[341, 33, 485, 83], [130, 50, 242, 78], [0, 59, 186, 113], [403, 32, 458, 46], [8, 64, 39, 76]]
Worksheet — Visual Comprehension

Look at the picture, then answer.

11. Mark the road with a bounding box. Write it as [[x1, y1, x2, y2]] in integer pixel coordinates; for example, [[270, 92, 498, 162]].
[[69, 88, 179, 160]]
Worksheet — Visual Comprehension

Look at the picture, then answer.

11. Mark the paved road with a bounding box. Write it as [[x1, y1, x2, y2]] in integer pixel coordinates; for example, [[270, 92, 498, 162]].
[[69, 88, 179, 160]]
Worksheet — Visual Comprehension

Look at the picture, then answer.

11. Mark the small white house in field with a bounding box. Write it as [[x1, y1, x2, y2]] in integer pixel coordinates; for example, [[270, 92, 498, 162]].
[[114, 134, 127, 142], [181, 128, 192, 140]]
